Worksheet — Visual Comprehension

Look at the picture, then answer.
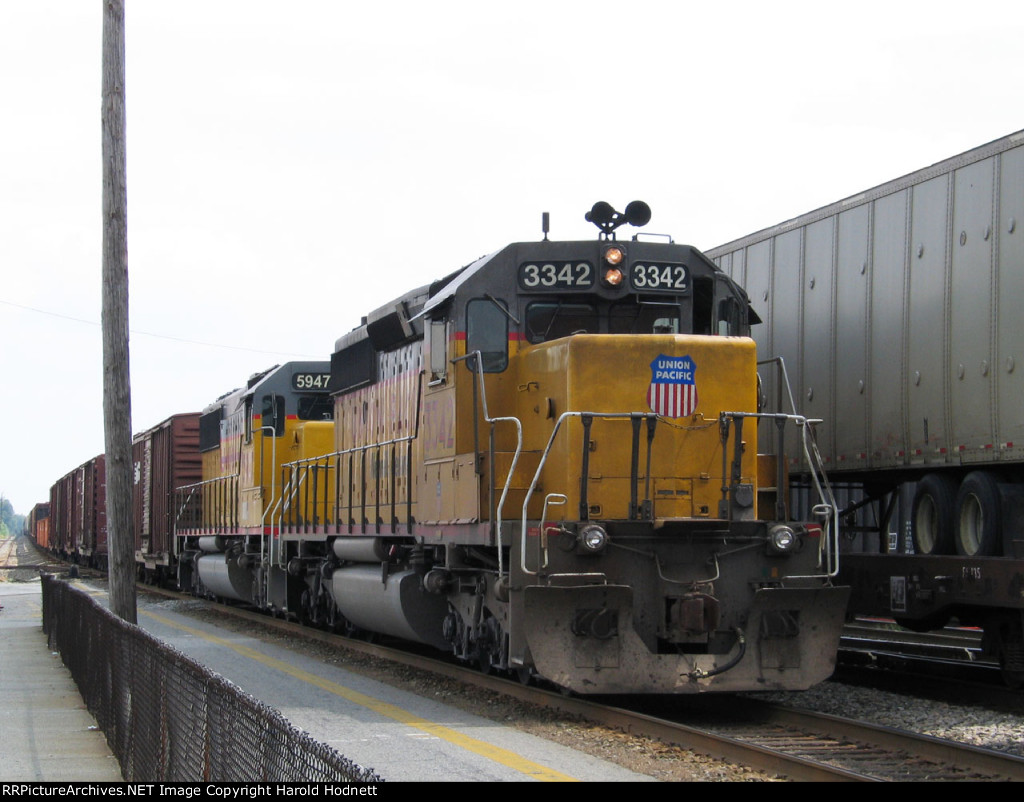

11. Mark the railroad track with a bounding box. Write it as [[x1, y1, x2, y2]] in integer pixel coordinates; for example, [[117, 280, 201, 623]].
[[0, 535, 64, 574], [687, 697, 1023, 781], [130, 582, 1024, 782]]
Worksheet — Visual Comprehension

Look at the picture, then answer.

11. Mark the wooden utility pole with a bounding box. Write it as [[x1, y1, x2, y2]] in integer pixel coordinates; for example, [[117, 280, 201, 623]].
[[102, 0, 136, 624]]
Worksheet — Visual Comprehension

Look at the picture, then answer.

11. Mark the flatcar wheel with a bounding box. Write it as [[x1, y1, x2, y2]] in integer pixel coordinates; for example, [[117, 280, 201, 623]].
[[955, 471, 1002, 557], [515, 666, 535, 686], [911, 473, 958, 555]]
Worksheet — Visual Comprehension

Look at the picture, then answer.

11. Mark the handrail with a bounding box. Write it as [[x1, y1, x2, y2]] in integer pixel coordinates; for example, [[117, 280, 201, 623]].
[[174, 473, 240, 532], [258, 425, 277, 531], [451, 350, 523, 579], [275, 435, 416, 535], [757, 354, 841, 579], [719, 410, 839, 580], [520, 411, 654, 577]]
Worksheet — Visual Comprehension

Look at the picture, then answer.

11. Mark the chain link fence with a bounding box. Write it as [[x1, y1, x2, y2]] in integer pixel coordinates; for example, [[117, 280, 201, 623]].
[[41, 574, 382, 782]]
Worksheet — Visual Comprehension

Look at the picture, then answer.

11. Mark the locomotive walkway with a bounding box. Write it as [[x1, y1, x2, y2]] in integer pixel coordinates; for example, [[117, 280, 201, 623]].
[[0, 579, 122, 781]]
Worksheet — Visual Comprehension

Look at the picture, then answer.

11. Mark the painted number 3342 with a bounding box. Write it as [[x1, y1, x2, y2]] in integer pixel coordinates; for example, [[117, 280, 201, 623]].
[[630, 263, 688, 290], [519, 262, 593, 288]]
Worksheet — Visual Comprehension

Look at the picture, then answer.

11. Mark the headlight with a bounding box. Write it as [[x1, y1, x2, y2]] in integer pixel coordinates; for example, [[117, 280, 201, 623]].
[[603, 246, 624, 266], [578, 524, 609, 554], [601, 266, 624, 286], [768, 524, 799, 554], [601, 247, 626, 287]]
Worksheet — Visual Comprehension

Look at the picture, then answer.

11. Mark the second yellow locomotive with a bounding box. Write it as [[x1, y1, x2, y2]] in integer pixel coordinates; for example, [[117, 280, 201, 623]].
[[178, 202, 849, 694]]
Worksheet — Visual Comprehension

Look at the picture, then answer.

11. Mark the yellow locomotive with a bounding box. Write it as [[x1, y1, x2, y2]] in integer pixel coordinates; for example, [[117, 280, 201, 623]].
[[179, 203, 849, 694], [176, 362, 334, 602]]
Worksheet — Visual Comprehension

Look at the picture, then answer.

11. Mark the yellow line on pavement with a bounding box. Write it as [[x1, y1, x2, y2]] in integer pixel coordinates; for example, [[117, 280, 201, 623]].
[[142, 610, 578, 782]]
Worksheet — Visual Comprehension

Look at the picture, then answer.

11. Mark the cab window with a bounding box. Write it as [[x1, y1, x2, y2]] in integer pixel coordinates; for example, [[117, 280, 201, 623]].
[[692, 276, 715, 335], [466, 298, 508, 372], [262, 394, 285, 437], [525, 302, 598, 343], [297, 395, 333, 421], [716, 297, 745, 336], [609, 302, 680, 335]]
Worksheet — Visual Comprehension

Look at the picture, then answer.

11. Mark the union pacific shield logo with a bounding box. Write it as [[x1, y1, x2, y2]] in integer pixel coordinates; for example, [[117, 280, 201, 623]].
[[647, 354, 698, 418]]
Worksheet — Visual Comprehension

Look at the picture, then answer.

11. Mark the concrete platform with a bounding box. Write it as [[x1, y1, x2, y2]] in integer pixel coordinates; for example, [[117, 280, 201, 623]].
[[132, 592, 653, 782], [4, 568, 652, 782], [0, 580, 122, 781]]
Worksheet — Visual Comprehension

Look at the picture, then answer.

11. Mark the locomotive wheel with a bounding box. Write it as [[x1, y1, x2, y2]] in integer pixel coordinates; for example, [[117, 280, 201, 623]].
[[474, 614, 503, 675], [911, 473, 958, 555], [955, 471, 1002, 557]]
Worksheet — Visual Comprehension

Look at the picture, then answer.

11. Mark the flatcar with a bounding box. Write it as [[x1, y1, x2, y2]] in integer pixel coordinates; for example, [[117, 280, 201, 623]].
[[175, 202, 849, 694], [708, 130, 1024, 681]]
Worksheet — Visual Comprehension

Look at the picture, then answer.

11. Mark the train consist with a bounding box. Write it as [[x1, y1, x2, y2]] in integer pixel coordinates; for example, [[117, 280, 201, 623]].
[[708, 130, 1024, 681], [37, 202, 849, 694]]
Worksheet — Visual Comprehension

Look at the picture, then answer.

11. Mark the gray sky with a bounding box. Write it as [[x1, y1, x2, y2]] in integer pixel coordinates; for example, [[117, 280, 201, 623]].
[[2, 0, 1022, 514]]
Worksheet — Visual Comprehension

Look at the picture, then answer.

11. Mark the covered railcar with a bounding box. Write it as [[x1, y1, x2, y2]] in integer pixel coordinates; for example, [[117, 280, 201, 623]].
[[26, 502, 50, 550], [132, 413, 201, 584], [707, 130, 1024, 680], [184, 204, 848, 694], [48, 454, 107, 569]]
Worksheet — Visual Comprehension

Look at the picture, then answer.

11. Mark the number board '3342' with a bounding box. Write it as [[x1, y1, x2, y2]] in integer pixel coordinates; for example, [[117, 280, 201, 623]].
[[517, 262, 594, 290]]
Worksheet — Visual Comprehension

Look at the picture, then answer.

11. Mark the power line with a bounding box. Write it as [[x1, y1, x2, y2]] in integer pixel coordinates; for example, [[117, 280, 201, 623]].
[[0, 297, 322, 358]]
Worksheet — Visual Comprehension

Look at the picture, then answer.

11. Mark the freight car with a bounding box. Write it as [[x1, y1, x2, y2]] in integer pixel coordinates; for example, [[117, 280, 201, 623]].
[[25, 502, 50, 550], [707, 130, 1024, 681], [49, 454, 107, 569], [175, 202, 849, 694], [133, 413, 202, 585]]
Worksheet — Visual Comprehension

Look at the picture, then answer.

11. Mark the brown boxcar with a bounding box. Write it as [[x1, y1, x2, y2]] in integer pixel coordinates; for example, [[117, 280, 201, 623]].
[[79, 455, 107, 569], [49, 455, 107, 568], [133, 413, 201, 582], [49, 468, 75, 558]]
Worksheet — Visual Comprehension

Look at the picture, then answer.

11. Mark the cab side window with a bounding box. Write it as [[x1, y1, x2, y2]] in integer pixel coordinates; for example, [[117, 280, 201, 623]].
[[466, 298, 508, 372], [262, 394, 285, 437], [716, 297, 745, 336], [429, 318, 448, 384]]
